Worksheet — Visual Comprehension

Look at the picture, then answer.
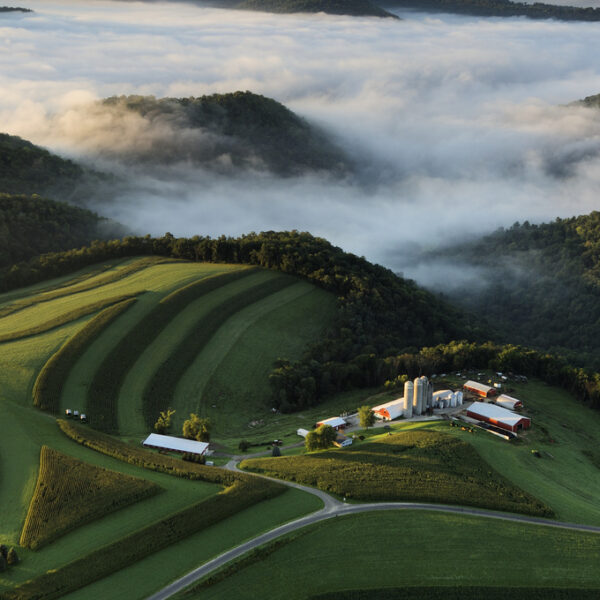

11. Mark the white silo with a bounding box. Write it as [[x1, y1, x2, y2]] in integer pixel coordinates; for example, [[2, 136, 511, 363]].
[[457, 391, 463, 406], [450, 392, 457, 408], [414, 376, 425, 415], [404, 380, 414, 418], [426, 378, 433, 409]]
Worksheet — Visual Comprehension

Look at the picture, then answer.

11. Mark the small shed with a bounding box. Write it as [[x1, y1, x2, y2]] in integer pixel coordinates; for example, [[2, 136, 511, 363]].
[[317, 417, 347, 430], [297, 428, 310, 438], [495, 394, 523, 411], [334, 433, 353, 448], [142, 433, 209, 456]]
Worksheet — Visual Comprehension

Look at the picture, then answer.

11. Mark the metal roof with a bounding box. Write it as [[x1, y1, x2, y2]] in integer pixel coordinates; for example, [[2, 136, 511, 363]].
[[317, 417, 346, 428], [142, 433, 209, 455], [372, 399, 404, 420], [496, 394, 522, 406], [464, 380, 494, 394], [467, 402, 529, 426]]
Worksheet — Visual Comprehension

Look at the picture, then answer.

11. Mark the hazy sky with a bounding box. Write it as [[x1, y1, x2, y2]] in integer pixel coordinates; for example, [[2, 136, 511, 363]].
[[2, 1, 600, 276]]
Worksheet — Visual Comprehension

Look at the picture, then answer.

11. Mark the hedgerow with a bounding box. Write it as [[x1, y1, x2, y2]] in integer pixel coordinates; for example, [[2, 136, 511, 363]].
[[58, 419, 252, 487], [32, 297, 136, 412], [241, 430, 553, 517], [0, 293, 137, 344], [142, 273, 296, 428], [311, 588, 600, 600], [5, 478, 284, 600], [87, 268, 254, 433], [20, 446, 161, 550]]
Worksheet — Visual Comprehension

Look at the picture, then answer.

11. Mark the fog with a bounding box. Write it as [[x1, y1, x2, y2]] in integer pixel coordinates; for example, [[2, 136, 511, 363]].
[[2, 1, 600, 283]]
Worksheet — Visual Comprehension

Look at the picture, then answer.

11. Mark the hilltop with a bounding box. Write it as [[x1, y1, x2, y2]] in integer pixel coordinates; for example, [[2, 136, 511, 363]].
[[233, 0, 399, 18], [382, 0, 600, 21], [101, 92, 352, 176], [0, 6, 31, 12]]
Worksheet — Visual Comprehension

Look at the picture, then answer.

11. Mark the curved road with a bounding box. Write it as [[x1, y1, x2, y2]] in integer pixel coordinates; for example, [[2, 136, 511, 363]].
[[146, 459, 600, 600]]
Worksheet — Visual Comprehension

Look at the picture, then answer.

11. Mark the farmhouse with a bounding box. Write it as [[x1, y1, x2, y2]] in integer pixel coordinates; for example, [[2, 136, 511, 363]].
[[372, 399, 404, 421], [464, 380, 497, 399], [317, 416, 347, 430], [495, 394, 523, 410], [142, 433, 209, 456], [467, 401, 531, 433]]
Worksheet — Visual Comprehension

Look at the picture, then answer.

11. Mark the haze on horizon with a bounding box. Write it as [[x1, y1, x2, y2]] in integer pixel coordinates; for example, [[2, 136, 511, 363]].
[[2, 0, 600, 284]]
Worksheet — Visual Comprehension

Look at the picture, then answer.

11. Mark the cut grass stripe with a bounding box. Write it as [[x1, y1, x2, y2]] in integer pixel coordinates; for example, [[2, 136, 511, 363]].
[[32, 298, 137, 413], [0, 257, 163, 319], [87, 268, 255, 433], [142, 274, 297, 429], [0, 293, 137, 344]]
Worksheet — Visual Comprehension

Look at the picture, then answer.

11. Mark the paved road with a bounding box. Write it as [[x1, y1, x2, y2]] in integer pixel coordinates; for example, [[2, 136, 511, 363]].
[[146, 462, 600, 600]]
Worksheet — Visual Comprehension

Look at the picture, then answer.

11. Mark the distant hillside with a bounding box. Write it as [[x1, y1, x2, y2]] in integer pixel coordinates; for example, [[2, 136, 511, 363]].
[[234, 0, 399, 18], [102, 92, 351, 176], [382, 0, 600, 21], [424, 212, 600, 368], [577, 93, 600, 108], [0, 133, 91, 199], [0, 194, 126, 269], [0, 6, 32, 12]]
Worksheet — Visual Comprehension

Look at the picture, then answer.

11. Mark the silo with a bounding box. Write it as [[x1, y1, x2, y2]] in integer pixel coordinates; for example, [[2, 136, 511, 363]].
[[414, 376, 424, 415], [450, 392, 457, 408], [457, 391, 463, 406], [427, 378, 433, 409], [404, 380, 414, 418]]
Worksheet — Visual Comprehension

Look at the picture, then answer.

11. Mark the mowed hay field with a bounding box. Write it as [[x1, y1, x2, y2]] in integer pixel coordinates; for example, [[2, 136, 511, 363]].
[[0, 256, 331, 597], [178, 511, 600, 600], [241, 429, 552, 516]]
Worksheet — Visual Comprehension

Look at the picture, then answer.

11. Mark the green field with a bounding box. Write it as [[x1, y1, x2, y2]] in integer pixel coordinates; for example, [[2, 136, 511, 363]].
[[0, 256, 334, 597], [178, 511, 600, 600]]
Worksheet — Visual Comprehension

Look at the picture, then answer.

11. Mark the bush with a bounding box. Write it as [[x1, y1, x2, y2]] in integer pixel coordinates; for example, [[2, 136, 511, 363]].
[[6, 548, 19, 566]]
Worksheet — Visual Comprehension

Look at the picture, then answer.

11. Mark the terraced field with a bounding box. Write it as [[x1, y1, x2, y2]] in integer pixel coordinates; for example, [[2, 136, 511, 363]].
[[0, 256, 333, 598]]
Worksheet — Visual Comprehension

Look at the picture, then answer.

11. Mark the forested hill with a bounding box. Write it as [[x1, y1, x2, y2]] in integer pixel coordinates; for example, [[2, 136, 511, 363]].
[[382, 0, 600, 21], [0, 6, 32, 12], [427, 212, 600, 368], [0, 195, 126, 268], [577, 93, 600, 108], [233, 0, 399, 18], [0, 133, 87, 198], [102, 92, 351, 176]]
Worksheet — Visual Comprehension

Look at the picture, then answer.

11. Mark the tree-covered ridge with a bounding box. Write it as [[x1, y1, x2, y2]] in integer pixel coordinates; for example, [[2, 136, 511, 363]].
[[0, 6, 31, 12], [0, 133, 86, 197], [383, 0, 600, 21], [235, 0, 399, 18], [0, 194, 126, 268], [578, 93, 600, 109], [429, 212, 600, 368], [102, 92, 351, 176]]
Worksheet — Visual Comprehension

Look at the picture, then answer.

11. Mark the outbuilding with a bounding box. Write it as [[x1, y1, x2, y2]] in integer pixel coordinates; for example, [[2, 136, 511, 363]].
[[467, 401, 531, 433], [334, 433, 353, 448], [464, 380, 497, 399], [142, 433, 209, 456], [317, 417, 347, 430], [372, 399, 404, 421], [297, 428, 310, 438], [495, 394, 523, 411]]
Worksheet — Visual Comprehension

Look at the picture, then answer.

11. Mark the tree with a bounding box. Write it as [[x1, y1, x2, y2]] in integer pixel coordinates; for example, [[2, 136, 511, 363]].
[[0, 544, 6, 560], [183, 413, 211, 442], [358, 405, 376, 429], [304, 424, 337, 451], [272, 445, 281, 457], [0, 554, 6, 573], [154, 408, 176, 434], [6, 548, 18, 566]]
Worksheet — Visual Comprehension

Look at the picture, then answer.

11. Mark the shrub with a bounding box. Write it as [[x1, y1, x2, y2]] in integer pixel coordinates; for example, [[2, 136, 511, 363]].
[[6, 548, 19, 566]]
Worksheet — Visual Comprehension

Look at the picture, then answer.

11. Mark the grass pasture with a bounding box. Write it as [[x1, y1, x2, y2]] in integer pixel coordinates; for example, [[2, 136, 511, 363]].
[[242, 429, 552, 516], [178, 511, 600, 600], [20, 446, 161, 549]]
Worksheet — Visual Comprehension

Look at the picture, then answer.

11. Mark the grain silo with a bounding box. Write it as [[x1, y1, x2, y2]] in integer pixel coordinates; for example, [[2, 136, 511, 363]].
[[414, 376, 425, 415], [404, 380, 414, 418]]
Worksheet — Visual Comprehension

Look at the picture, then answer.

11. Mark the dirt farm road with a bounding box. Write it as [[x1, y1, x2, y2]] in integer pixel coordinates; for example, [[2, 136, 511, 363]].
[[145, 459, 600, 600]]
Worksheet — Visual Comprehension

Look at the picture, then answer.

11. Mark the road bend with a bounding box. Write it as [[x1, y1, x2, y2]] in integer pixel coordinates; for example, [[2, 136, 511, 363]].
[[146, 461, 600, 600]]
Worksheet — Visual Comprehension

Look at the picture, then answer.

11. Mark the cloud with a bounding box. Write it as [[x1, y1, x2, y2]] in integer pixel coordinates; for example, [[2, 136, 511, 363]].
[[2, 1, 600, 279]]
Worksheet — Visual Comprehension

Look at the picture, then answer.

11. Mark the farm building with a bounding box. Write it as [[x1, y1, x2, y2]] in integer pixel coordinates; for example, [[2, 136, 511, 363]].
[[466, 402, 531, 433], [334, 433, 353, 448], [142, 433, 209, 456], [495, 394, 523, 410], [464, 380, 497, 399], [372, 399, 404, 421], [317, 416, 347, 430], [297, 428, 310, 438]]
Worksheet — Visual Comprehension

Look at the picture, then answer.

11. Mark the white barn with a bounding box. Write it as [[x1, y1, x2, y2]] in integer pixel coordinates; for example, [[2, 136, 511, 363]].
[[142, 433, 209, 456]]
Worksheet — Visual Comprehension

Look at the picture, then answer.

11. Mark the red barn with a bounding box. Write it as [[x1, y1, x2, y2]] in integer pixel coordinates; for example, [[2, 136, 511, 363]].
[[467, 402, 531, 433], [464, 380, 497, 399], [316, 416, 347, 431]]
